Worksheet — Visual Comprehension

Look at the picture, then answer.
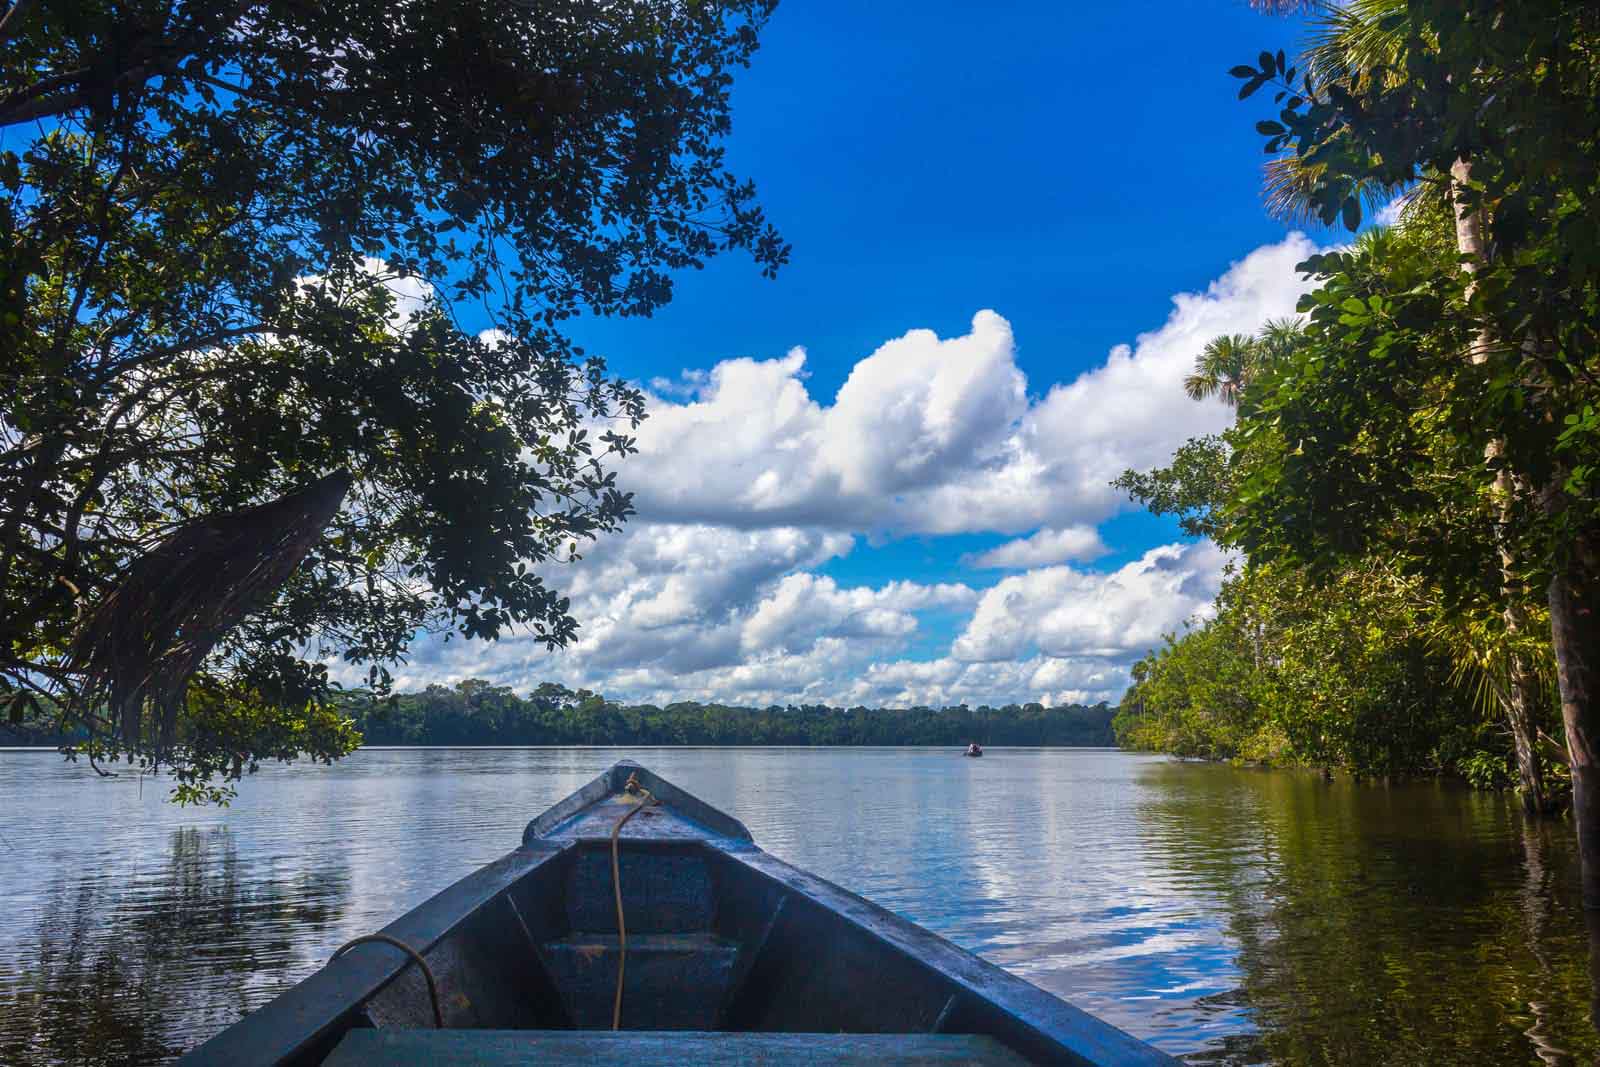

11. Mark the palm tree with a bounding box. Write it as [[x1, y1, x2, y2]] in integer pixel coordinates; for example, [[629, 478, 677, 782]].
[[1184, 319, 1306, 407], [1255, 316, 1305, 367], [1184, 334, 1257, 406]]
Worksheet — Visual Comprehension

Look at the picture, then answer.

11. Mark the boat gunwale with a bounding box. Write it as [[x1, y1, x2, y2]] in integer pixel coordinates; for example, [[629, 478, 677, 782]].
[[716, 845, 1176, 1066], [176, 840, 570, 1067]]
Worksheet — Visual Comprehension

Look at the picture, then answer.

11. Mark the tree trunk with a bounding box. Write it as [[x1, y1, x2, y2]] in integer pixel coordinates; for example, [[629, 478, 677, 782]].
[[1549, 520, 1600, 908], [1451, 158, 1551, 815], [1551, 554, 1600, 907], [1504, 662, 1550, 813]]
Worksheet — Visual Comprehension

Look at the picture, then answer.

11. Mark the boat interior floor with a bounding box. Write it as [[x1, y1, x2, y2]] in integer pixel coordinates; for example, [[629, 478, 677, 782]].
[[322, 1029, 1034, 1066]]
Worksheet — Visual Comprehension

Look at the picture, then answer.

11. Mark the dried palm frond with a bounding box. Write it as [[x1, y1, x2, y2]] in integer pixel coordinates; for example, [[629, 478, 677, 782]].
[[1262, 153, 1413, 227], [68, 470, 353, 762]]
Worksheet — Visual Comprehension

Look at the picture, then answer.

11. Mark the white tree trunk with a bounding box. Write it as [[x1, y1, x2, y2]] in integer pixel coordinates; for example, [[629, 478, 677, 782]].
[[1450, 158, 1550, 814]]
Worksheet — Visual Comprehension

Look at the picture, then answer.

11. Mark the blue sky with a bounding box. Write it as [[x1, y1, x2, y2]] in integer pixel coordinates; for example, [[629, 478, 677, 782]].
[[569, 2, 1305, 397], [390, 2, 1330, 708]]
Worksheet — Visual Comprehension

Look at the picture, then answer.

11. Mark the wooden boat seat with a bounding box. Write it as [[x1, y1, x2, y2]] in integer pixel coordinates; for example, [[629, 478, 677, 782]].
[[537, 931, 741, 1029], [322, 1029, 1035, 1065]]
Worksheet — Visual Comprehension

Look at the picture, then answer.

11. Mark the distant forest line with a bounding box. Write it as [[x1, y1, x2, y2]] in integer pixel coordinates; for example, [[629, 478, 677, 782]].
[[1, 679, 1117, 749], [345, 681, 1117, 747]]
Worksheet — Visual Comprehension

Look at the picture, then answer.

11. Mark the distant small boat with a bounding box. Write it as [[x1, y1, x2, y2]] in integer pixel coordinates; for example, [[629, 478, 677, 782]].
[[965, 743, 984, 757], [179, 760, 1174, 1066]]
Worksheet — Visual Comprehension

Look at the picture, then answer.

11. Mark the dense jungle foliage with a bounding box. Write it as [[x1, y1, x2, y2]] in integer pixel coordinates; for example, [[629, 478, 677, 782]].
[[1109, 550, 1541, 792], [1112, 196, 1569, 796], [1115, 0, 1600, 827]]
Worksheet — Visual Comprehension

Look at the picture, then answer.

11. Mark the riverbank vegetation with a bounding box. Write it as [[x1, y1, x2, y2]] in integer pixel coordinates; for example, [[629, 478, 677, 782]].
[[4, 680, 1116, 749], [1115, 0, 1600, 863]]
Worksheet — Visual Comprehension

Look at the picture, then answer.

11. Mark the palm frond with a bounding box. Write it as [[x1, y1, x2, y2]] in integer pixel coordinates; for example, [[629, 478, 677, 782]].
[[1184, 371, 1219, 402], [1262, 0, 1415, 225], [68, 470, 353, 762], [1422, 603, 1558, 724], [1305, 0, 1411, 87], [1262, 152, 1410, 227]]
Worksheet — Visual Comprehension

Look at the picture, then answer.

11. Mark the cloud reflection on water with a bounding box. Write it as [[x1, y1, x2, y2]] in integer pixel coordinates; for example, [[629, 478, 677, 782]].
[[3, 748, 1598, 1065]]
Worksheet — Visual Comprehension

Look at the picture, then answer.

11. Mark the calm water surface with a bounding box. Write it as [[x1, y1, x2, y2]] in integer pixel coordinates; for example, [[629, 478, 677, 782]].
[[2, 747, 1597, 1065]]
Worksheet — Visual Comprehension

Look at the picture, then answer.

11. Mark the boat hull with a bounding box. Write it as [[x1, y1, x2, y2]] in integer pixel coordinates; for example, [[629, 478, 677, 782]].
[[178, 760, 1175, 1066]]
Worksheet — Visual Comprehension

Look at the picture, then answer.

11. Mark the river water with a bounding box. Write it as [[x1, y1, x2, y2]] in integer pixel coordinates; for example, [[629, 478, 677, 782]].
[[1, 747, 1596, 1065]]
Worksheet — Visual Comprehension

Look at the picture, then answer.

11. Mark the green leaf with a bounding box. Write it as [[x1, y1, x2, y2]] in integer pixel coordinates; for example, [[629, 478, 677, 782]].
[[1341, 196, 1361, 232], [1256, 120, 1286, 136], [1229, 65, 1258, 78]]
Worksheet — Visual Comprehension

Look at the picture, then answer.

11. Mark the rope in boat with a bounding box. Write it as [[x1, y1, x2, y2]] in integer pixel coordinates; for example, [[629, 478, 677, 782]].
[[610, 770, 658, 1030], [329, 933, 444, 1028], [327, 773, 655, 1033]]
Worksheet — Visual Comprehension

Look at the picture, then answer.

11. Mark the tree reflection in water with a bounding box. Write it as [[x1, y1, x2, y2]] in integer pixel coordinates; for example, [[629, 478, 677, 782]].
[[8, 752, 1600, 1065], [0, 827, 350, 1066], [1136, 764, 1600, 1066]]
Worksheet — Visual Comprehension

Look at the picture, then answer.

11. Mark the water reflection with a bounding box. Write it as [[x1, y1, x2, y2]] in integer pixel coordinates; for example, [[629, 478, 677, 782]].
[[1, 828, 350, 1066], [1133, 764, 1599, 1064], [1, 748, 1598, 1064]]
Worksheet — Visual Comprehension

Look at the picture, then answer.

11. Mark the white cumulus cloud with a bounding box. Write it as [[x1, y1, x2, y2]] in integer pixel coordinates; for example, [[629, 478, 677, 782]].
[[741, 573, 976, 655], [619, 234, 1316, 538], [966, 526, 1108, 569], [952, 541, 1230, 664], [350, 236, 1313, 709]]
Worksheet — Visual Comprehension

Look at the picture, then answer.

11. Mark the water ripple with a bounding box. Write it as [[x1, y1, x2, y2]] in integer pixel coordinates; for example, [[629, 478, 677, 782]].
[[1, 747, 1596, 1065]]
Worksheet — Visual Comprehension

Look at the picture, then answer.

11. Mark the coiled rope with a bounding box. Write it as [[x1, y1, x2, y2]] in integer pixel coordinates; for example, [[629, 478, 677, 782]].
[[329, 933, 443, 1028], [610, 771, 658, 1030]]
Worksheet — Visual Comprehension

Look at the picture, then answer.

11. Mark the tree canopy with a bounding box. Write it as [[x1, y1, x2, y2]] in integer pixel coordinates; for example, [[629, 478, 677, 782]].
[[348, 683, 1118, 748], [1113, 232, 1543, 789], [0, 0, 787, 800], [1122, 1, 1600, 893]]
